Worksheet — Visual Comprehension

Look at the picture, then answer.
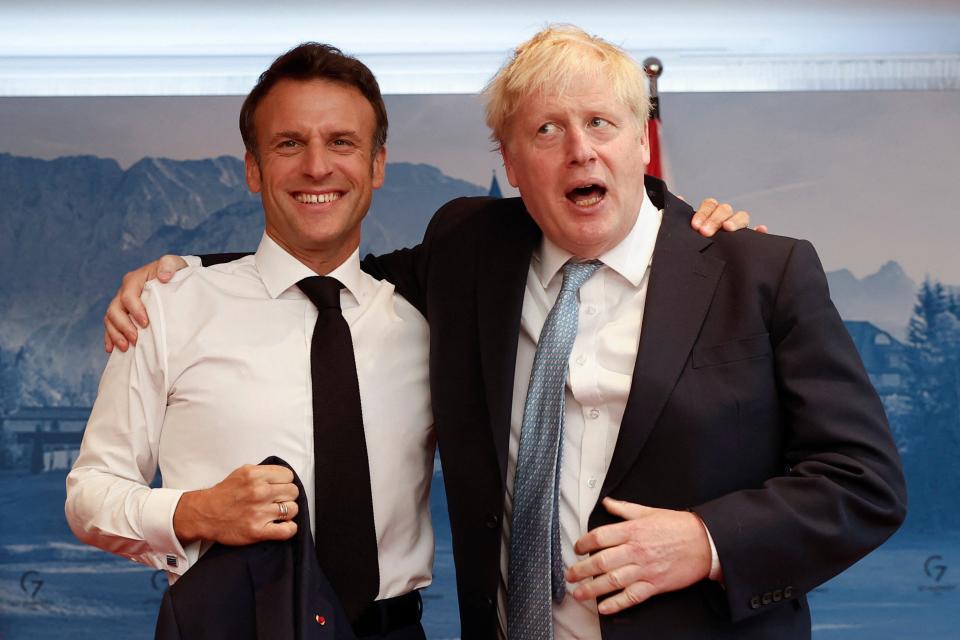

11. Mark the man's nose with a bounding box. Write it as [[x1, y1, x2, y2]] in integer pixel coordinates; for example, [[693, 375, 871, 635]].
[[566, 127, 598, 166], [301, 145, 333, 179]]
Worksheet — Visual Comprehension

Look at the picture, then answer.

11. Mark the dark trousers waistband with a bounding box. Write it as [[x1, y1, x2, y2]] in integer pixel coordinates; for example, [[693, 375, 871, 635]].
[[352, 590, 423, 637]]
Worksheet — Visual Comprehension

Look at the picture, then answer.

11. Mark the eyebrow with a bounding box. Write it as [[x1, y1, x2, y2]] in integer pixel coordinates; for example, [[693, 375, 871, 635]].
[[328, 129, 361, 140], [270, 130, 306, 142]]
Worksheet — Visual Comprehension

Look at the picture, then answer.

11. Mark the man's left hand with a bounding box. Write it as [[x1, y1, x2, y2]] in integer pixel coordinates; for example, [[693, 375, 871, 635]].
[[566, 497, 712, 615]]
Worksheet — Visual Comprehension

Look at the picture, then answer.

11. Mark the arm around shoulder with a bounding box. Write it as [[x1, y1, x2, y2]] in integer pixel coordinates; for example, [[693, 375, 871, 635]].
[[104, 254, 191, 353], [360, 196, 490, 313]]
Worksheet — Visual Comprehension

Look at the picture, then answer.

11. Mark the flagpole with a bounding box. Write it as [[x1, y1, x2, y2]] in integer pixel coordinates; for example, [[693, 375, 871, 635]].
[[643, 56, 665, 181], [643, 56, 662, 120]]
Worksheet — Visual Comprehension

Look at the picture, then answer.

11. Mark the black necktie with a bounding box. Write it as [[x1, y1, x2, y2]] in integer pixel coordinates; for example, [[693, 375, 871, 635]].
[[297, 275, 379, 621]]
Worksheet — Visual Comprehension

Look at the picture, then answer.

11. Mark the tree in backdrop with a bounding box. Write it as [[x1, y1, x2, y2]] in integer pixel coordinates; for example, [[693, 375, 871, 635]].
[[0, 346, 22, 415], [903, 279, 960, 530], [0, 347, 25, 468]]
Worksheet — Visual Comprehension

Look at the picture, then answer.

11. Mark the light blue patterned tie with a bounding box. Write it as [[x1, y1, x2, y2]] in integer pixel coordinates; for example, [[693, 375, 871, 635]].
[[508, 259, 602, 640]]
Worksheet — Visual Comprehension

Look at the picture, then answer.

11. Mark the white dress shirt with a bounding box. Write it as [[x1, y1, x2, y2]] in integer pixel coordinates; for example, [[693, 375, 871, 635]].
[[499, 189, 703, 638], [66, 234, 435, 599]]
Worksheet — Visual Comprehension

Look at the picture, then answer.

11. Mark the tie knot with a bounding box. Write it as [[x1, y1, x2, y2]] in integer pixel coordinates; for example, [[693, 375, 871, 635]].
[[560, 260, 602, 293], [297, 276, 343, 310]]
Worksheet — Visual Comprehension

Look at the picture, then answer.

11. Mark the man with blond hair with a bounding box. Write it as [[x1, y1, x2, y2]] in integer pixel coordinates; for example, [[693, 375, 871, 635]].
[[361, 25, 905, 639], [97, 26, 904, 640]]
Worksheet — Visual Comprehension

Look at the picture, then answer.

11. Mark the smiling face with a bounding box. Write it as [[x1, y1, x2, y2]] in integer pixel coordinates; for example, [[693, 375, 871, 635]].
[[501, 72, 650, 259], [245, 78, 385, 273]]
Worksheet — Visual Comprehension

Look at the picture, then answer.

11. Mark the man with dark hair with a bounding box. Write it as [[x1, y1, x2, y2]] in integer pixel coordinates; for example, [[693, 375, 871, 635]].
[[67, 43, 434, 639], [238, 42, 389, 158]]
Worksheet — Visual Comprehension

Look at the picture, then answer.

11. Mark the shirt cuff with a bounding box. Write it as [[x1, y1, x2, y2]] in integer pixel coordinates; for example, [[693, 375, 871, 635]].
[[182, 255, 202, 268], [141, 487, 197, 575], [703, 522, 723, 583], [691, 511, 723, 583]]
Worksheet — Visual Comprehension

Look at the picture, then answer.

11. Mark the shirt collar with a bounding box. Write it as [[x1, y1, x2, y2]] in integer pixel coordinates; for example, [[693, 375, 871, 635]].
[[254, 233, 369, 304], [534, 188, 663, 289]]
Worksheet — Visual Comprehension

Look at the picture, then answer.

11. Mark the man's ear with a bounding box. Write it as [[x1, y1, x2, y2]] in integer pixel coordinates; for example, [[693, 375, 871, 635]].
[[639, 120, 651, 167], [371, 145, 386, 189], [501, 143, 519, 188], [245, 151, 262, 193]]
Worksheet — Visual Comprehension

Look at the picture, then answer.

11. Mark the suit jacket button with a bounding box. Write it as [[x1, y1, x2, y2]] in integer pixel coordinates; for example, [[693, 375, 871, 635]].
[[773, 589, 783, 602], [784, 586, 794, 599], [750, 596, 761, 610], [762, 592, 772, 605], [485, 513, 499, 529]]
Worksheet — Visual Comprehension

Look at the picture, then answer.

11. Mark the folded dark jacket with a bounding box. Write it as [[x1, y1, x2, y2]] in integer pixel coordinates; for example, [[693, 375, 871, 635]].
[[155, 456, 356, 640]]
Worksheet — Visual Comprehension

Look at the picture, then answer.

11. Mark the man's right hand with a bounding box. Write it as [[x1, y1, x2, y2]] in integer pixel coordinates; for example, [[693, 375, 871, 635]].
[[173, 464, 300, 546], [104, 254, 189, 353]]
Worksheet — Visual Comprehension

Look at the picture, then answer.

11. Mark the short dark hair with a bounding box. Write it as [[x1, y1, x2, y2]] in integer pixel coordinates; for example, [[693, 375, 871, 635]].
[[239, 42, 388, 157]]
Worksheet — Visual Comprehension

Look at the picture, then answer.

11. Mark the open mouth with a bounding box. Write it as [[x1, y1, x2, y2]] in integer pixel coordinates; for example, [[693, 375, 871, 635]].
[[566, 184, 606, 208], [293, 191, 342, 204]]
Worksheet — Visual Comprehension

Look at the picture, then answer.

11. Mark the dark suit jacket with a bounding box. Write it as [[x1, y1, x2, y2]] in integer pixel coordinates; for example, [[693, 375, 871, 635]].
[[363, 176, 907, 639], [154, 457, 355, 640]]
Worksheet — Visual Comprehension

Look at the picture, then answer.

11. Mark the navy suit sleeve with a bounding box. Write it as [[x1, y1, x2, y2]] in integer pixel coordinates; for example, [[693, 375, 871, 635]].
[[361, 196, 500, 317], [196, 247, 429, 316], [199, 252, 252, 266], [194, 246, 428, 313], [694, 239, 907, 622], [361, 244, 428, 315], [154, 590, 183, 640]]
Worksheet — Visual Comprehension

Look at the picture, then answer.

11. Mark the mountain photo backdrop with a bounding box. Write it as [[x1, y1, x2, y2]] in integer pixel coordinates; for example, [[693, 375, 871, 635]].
[[1, 90, 959, 639]]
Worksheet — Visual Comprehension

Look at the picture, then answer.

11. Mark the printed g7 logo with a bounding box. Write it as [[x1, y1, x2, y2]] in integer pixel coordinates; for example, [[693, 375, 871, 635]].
[[20, 570, 43, 599], [925, 555, 947, 582]]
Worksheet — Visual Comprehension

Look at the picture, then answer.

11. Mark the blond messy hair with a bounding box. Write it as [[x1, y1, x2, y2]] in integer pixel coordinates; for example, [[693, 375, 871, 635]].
[[483, 25, 650, 146]]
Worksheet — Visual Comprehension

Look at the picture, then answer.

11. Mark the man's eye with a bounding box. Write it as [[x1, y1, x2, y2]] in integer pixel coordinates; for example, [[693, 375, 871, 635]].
[[537, 123, 558, 135], [278, 140, 299, 149], [589, 117, 610, 128], [332, 139, 354, 147]]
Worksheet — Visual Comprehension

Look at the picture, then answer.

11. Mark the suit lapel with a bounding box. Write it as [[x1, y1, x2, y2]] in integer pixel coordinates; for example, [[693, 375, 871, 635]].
[[600, 184, 726, 499], [477, 199, 541, 484]]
